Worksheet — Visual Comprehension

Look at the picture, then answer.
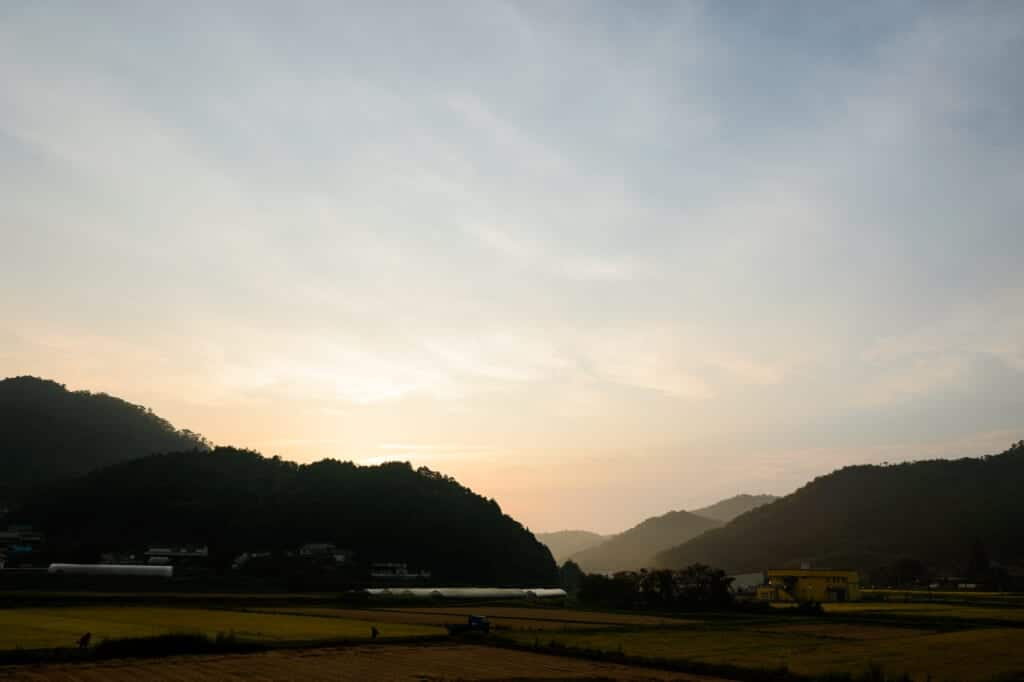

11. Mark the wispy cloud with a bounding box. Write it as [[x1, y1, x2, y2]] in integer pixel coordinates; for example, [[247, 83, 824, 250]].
[[1, 1, 1022, 529]]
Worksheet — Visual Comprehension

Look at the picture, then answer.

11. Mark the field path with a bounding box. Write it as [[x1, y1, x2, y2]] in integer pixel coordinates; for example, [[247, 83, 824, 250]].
[[0, 643, 730, 681]]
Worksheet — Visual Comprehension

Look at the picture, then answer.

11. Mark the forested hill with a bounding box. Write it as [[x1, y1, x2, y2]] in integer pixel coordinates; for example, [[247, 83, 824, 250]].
[[570, 510, 720, 573], [656, 442, 1024, 574], [691, 494, 778, 523], [14, 447, 558, 586], [0, 376, 207, 500]]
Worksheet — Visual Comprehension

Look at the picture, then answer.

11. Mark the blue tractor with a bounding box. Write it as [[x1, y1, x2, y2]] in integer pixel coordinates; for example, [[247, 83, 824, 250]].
[[445, 615, 490, 635]]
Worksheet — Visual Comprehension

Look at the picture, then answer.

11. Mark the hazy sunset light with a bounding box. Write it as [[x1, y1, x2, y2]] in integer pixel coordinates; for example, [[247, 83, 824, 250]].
[[3, 2, 1022, 535]]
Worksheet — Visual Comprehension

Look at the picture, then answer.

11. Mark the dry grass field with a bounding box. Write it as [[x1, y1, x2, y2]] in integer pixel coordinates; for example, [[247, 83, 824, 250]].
[[0, 643, 728, 681], [4, 599, 1024, 680], [509, 623, 1024, 681], [0, 607, 442, 650], [384, 606, 691, 627], [823, 601, 1024, 623], [864, 590, 1024, 605], [256, 605, 692, 631], [0, 591, 338, 601]]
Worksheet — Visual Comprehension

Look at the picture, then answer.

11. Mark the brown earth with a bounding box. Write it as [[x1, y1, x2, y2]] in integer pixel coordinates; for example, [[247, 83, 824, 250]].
[[0, 643, 729, 681]]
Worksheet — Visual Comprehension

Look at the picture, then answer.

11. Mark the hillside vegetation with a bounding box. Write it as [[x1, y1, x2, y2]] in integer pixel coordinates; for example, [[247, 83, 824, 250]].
[[0, 376, 207, 503], [536, 530, 607, 564], [14, 447, 558, 586], [570, 510, 720, 573], [656, 442, 1024, 574], [691, 493, 777, 522]]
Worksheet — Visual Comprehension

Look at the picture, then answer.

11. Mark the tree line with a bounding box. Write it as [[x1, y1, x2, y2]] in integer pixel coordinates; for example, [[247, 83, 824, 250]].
[[559, 560, 734, 610]]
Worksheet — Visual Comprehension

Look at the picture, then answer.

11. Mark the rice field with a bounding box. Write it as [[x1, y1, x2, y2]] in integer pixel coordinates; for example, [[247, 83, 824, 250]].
[[255, 605, 693, 632], [509, 623, 1024, 681], [864, 589, 1024, 604], [4, 599, 1024, 680], [823, 601, 1024, 623], [381, 605, 691, 626], [0, 643, 725, 681], [0, 607, 442, 651]]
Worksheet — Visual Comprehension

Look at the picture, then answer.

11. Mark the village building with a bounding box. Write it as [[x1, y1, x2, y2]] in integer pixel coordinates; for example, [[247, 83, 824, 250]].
[[755, 569, 861, 602]]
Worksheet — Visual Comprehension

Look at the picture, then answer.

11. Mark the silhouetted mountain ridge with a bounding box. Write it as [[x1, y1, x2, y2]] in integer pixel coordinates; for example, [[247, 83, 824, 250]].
[[0, 376, 207, 502], [15, 447, 558, 586], [570, 509, 720, 573], [691, 494, 778, 522], [656, 443, 1024, 573]]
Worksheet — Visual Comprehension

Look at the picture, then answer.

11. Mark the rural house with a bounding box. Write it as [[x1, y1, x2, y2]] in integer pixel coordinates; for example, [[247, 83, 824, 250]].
[[755, 569, 861, 602]]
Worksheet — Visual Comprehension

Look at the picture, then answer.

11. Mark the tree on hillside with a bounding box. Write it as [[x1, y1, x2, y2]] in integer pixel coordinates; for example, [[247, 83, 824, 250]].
[[559, 560, 585, 596]]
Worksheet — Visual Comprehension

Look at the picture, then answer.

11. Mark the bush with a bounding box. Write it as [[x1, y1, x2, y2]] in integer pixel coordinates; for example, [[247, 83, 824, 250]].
[[91, 632, 261, 660], [92, 633, 216, 658]]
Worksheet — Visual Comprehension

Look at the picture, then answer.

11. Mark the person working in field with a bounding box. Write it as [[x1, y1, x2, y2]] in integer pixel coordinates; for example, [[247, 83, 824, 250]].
[[78, 632, 91, 649]]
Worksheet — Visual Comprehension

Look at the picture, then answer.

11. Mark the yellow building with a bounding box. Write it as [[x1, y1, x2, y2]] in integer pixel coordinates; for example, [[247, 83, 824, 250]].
[[755, 569, 861, 603]]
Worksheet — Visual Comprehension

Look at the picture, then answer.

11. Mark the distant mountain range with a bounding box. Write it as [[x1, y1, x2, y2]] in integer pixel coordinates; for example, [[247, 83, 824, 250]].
[[9, 375, 1022, 582], [568, 510, 721, 573], [535, 530, 609, 564], [539, 493, 777, 572], [691, 494, 778, 523], [0, 376, 207, 503], [656, 442, 1024, 574]]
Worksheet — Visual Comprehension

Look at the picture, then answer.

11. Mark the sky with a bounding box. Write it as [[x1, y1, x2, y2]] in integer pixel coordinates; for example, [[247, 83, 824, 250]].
[[2, 2, 1022, 534]]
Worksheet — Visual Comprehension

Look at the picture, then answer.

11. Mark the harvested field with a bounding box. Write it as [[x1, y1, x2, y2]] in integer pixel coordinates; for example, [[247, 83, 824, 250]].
[[257, 606, 691, 631], [510, 625, 1024, 681], [0, 643, 727, 681], [864, 589, 1024, 605], [381, 607, 691, 627], [0, 591, 337, 601], [257, 607, 609, 632], [0, 607, 442, 651], [755, 622, 933, 640], [824, 601, 1024, 623]]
